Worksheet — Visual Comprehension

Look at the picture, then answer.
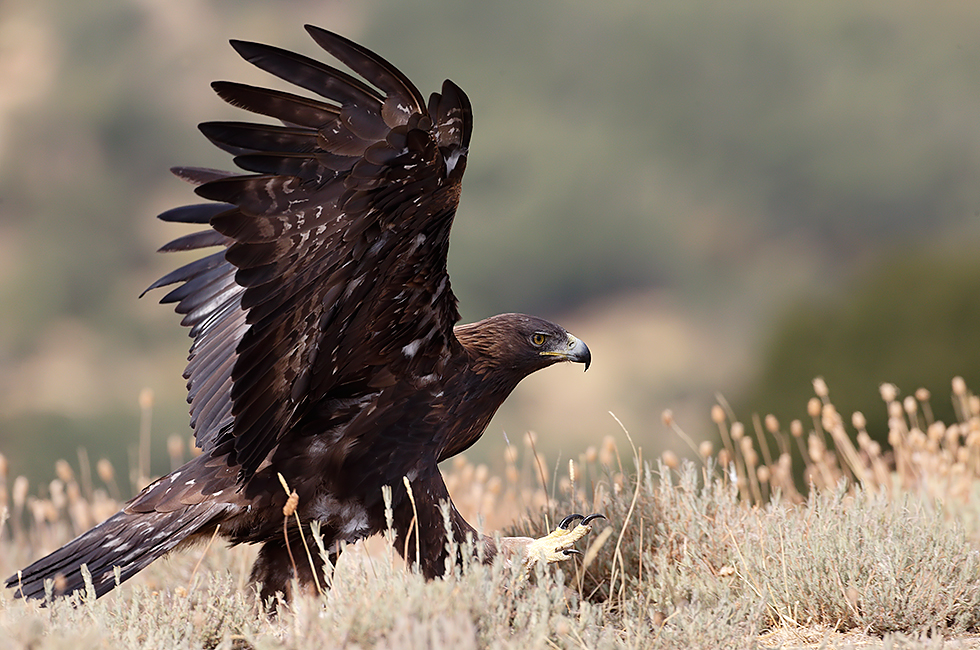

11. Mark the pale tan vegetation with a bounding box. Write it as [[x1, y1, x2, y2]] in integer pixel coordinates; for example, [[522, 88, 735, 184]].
[[3, 377, 980, 648]]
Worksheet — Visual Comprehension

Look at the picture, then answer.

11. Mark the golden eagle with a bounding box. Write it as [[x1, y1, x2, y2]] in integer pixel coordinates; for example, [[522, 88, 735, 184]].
[[7, 25, 599, 605]]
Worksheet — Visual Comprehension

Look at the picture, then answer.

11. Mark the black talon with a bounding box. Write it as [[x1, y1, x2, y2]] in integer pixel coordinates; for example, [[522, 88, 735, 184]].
[[581, 513, 606, 525], [558, 513, 585, 529], [562, 549, 582, 556]]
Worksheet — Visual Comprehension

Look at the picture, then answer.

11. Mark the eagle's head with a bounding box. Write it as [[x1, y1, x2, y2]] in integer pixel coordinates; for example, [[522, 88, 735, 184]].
[[455, 313, 591, 378]]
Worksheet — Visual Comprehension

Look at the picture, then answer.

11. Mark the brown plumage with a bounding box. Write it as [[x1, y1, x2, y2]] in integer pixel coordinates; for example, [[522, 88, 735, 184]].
[[6, 25, 593, 606]]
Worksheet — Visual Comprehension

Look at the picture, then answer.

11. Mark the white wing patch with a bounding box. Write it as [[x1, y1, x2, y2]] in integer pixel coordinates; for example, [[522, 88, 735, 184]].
[[402, 338, 423, 359], [444, 149, 464, 174]]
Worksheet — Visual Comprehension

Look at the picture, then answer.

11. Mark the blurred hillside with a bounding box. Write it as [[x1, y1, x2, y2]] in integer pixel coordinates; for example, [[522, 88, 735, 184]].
[[1, 0, 979, 487]]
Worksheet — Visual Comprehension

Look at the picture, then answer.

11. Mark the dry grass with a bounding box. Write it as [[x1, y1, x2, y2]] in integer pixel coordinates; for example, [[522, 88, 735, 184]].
[[3, 377, 980, 648]]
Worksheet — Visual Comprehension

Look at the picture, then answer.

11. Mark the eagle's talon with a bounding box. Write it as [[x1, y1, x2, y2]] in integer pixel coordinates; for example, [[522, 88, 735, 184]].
[[520, 512, 604, 575], [558, 513, 585, 529]]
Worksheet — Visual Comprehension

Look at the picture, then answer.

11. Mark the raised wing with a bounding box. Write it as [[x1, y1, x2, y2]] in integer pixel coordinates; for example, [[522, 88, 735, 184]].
[[147, 26, 473, 482]]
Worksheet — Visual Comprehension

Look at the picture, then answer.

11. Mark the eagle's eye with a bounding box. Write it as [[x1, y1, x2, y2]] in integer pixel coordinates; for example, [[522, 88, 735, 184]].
[[530, 332, 548, 347]]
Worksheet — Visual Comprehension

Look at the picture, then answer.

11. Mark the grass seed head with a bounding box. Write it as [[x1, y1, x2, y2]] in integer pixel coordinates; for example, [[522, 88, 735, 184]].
[[903, 395, 918, 415], [699, 440, 714, 459], [888, 401, 904, 419], [12, 475, 28, 509], [487, 476, 502, 495], [584, 445, 597, 464], [813, 376, 829, 398], [856, 431, 871, 449], [731, 422, 745, 441], [807, 398, 822, 418], [765, 414, 779, 434], [97, 458, 114, 483], [808, 434, 825, 463], [953, 376, 967, 396], [475, 463, 488, 484], [852, 411, 867, 430], [283, 490, 299, 517], [612, 472, 624, 494], [970, 395, 980, 416], [945, 426, 961, 451], [718, 448, 731, 468], [790, 419, 804, 438], [909, 429, 927, 450], [66, 481, 81, 504], [55, 460, 74, 484], [880, 382, 899, 402], [821, 404, 840, 430], [888, 428, 901, 448], [711, 404, 726, 424], [739, 436, 754, 454], [599, 435, 617, 466], [49, 480, 65, 510]]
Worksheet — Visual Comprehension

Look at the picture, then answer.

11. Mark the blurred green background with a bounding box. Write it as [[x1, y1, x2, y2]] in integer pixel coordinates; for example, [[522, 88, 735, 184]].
[[1, 0, 979, 490]]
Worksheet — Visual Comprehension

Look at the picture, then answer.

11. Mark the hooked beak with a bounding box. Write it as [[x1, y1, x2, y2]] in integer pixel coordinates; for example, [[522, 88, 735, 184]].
[[544, 333, 591, 371]]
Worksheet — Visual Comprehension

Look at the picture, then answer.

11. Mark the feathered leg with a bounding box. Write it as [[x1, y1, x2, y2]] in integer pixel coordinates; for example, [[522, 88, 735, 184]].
[[250, 527, 338, 608]]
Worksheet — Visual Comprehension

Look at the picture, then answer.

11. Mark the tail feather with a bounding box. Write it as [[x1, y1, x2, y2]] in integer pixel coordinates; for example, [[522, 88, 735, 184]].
[[5, 503, 228, 602]]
